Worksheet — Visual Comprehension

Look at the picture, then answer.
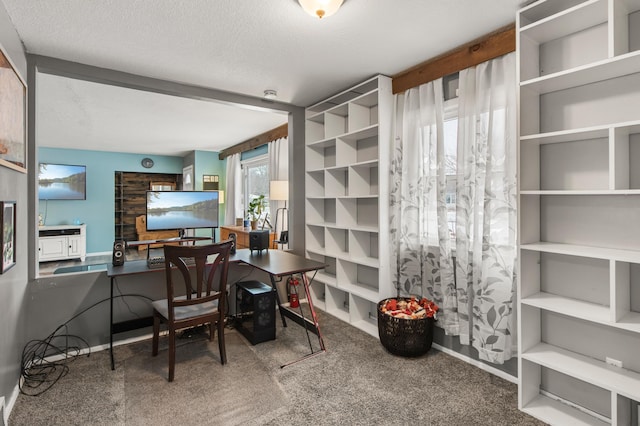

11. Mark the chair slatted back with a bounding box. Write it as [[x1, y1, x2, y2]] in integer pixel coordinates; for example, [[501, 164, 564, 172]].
[[163, 242, 232, 321]]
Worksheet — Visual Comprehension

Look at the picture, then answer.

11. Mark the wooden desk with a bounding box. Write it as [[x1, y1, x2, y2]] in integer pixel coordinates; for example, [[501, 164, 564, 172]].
[[220, 225, 277, 250], [106, 249, 327, 369]]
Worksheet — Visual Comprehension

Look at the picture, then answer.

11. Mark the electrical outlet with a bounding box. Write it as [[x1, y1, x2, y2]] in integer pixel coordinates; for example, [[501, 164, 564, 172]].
[[605, 357, 623, 368]]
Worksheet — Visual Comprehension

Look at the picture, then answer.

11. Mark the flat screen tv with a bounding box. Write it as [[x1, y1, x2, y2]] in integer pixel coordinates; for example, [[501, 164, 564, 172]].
[[38, 163, 87, 200], [146, 190, 219, 231]]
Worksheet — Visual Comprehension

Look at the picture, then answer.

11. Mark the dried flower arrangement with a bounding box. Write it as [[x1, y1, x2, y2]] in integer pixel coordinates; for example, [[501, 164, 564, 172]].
[[380, 296, 439, 320]]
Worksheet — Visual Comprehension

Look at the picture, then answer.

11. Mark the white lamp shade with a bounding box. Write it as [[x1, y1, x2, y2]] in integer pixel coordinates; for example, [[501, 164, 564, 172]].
[[270, 180, 289, 201], [217, 190, 225, 204], [298, 0, 344, 19]]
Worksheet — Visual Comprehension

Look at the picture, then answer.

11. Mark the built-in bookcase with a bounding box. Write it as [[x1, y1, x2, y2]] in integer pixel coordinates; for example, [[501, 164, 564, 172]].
[[517, 1, 640, 424], [305, 75, 393, 337]]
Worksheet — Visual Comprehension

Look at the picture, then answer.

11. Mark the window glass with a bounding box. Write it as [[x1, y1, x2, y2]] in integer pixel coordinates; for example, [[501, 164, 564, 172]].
[[444, 99, 458, 241], [242, 155, 270, 219]]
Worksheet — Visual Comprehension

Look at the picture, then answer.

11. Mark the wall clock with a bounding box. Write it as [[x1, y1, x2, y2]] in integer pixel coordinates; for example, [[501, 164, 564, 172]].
[[141, 158, 154, 169]]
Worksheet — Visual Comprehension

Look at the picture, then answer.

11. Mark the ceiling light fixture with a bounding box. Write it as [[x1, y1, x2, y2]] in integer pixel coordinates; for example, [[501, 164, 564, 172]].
[[263, 89, 278, 100], [298, 0, 344, 19]]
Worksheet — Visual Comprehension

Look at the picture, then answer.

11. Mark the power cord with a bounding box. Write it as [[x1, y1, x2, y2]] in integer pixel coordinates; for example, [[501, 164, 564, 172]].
[[115, 280, 143, 319], [20, 262, 254, 395], [225, 265, 256, 317], [20, 293, 153, 396]]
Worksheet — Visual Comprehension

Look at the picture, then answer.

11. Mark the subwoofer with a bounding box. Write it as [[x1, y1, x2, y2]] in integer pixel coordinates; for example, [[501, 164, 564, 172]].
[[249, 230, 270, 254], [228, 232, 237, 254], [112, 240, 125, 266]]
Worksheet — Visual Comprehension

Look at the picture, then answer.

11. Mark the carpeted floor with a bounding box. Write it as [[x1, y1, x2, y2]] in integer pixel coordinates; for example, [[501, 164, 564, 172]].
[[10, 310, 546, 425]]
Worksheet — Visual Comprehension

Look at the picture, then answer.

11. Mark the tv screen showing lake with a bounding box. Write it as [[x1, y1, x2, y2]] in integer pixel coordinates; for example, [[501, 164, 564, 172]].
[[39, 182, 85, 200], [38, 164, 86, 200], [146, 191, 219, 230], [147, 210, 218, 230]]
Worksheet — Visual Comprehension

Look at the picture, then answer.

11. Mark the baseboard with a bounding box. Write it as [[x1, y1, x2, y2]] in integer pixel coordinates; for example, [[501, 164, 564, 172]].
[[5, 334, 154, 423], [43, 332, 155, 363], [0, 395, 5, 426], [431, 342, 517, 384], [2, 382, 20, 426]]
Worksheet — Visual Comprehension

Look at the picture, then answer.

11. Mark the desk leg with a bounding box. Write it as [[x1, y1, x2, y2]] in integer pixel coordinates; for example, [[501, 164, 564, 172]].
[[110, 277, 115, 370], [269, 274, 287, 328], [301, 272, 325, 351], [280, 272, 326, 368]]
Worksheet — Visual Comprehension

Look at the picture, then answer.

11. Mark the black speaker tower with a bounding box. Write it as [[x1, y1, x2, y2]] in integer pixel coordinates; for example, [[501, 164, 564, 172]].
[[228, 232, 237, 254], [112, 240, 125, 266]]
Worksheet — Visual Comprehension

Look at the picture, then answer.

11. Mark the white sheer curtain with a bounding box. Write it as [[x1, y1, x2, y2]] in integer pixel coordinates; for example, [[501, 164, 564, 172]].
[[455, 52, 517, 364], [224, 153, 242, 226], [390, 79, 459, 335], [268, 137, 288, 235], [390, 53, 517, 364]]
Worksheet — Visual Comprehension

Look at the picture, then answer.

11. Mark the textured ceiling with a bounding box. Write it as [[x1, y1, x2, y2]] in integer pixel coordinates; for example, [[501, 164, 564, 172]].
[[35, 73, 288, 156], [1, 0, 527, 155]]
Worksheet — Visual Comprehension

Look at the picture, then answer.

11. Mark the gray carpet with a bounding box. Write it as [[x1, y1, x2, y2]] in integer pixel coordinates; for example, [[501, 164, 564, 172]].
[[10, 310, 545, 425]]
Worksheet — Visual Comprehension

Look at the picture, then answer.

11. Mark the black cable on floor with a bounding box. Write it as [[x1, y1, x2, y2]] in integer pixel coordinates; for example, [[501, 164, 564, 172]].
[[19, 293, 153, 396], [225, 265, 256, 318]]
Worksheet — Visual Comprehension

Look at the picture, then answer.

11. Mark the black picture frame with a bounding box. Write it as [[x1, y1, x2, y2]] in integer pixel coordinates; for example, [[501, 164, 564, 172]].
[[1, 201, 16, 274]]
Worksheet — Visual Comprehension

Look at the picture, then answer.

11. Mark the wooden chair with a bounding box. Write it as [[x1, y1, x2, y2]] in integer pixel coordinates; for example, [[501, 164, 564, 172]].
[[151, 241, 233, 382]]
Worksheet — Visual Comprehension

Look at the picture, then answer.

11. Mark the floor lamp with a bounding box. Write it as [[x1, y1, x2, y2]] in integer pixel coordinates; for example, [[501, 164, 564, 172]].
[[270, 180, 289, 246]]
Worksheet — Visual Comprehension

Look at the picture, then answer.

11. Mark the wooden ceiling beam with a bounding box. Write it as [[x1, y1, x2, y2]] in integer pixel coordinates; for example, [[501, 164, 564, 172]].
[[392, 23, 515, 94], [218, 123, 288, 160]]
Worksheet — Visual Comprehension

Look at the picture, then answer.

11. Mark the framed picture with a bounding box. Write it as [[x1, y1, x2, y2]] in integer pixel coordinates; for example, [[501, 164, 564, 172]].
[[1, 201, 16, 274], [0, 45, 27, 173]]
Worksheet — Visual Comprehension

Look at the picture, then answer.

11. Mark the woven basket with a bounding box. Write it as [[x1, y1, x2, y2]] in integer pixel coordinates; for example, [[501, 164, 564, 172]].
[[377, 298, 435, 357]]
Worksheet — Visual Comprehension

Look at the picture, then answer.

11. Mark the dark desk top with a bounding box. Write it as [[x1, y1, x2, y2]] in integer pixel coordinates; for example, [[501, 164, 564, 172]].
[[231, 249, 328, 276], [107, 249, 327, 278], [107, 260, 164, 277]]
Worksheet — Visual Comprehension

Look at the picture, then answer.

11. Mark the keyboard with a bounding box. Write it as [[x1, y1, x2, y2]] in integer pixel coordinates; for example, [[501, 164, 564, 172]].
[[147, 256, 165, 268], [147, 256, 196, 269]]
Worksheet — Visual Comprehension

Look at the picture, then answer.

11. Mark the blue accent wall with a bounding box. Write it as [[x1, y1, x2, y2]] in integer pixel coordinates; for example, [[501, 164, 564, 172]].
[[38, 148, 184, 253], [194, 150, 226, 240]]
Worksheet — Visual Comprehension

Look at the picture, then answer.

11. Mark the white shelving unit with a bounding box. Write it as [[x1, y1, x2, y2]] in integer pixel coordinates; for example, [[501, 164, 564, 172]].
[[517, 1, 640, 424], [304, 75, 393, 337]]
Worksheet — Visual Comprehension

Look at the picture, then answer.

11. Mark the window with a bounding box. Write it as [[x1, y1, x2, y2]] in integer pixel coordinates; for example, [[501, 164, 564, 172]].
[[443, 98, 458, 241], [241, 155, 270, 220], [420, 95, 458, 247]]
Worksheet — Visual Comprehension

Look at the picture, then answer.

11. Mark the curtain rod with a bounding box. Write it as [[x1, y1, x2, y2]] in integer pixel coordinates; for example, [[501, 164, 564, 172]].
[[392, 23, 515, 94], [219, 123, 288, 160]]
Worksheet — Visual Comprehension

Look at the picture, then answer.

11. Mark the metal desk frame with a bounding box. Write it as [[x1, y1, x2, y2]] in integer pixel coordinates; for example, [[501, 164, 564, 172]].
[[106, 248, 327, 370]]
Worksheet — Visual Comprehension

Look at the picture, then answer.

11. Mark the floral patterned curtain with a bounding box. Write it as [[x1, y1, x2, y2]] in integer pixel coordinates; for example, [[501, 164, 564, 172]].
[[455, 53, 517, 364], [390, 79, 459, 335], [390, 53, 517, 364]]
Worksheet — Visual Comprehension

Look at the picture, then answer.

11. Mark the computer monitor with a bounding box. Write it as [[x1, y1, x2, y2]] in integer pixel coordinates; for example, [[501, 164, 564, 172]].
[[145, 190, 219, 231]]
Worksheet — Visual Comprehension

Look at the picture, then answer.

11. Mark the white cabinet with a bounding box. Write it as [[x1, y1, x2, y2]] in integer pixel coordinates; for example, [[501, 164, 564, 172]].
[[517, 1, 640, 424], [38, 224, 86, 262], [304, 75, 393, 337]]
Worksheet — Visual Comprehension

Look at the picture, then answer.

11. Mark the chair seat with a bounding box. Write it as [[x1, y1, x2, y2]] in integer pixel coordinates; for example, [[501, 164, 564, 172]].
[[152, 241, 232, 381], [152, 295, 219, 321]]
